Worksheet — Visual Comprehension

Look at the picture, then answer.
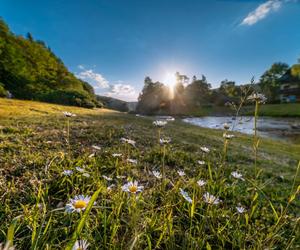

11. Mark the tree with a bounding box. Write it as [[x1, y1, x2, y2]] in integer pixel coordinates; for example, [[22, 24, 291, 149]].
[[259, 62, 289, 103]]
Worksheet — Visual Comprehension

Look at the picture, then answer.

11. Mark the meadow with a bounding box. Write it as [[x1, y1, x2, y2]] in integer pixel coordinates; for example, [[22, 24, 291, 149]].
[[0, 98, 299, 249]]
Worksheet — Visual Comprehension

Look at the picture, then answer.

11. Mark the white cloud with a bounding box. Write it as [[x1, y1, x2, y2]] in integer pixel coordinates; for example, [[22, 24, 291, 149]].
[[105, 83, 138, 102], [76, 68, 109, 89], [241, 0, 283, 26]]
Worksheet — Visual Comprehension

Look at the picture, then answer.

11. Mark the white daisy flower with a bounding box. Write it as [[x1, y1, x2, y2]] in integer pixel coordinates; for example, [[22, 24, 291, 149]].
[[223, 133, 235, 139], [197, 179, 206, 187], [102, 175, 113, 181], [76, 167, 85, 173], [112, 153, 122, 157], [177, 170, 186, 177], [63, 111, 76, 117], [223, 123, 230, 130], [159, 137, 171, 144], [198, 160, 205, 165], [116, 175, 126, 179], [65, 195, 91, 213], [236, 206, 246, 214], [72, 239, 89, 250], [127, 158, 137, 164], [247, 93, 267, 104], [179, 188, 192, 204], [122, 181, 144, 194], [92, 145, 101, 150], [153, 120, 167, 128], [200, 146, 210, 153], [203, 192, 221, 205], [231, 171, 244, 181], [152, 170, 162, 179], [120, 138, 136, 147], [82, 173, 90, 178], [63, 170, 73, 176]]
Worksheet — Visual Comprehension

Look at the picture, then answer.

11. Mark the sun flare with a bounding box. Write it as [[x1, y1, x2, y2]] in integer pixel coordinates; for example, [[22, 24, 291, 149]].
[[163, 72, 177, 89]]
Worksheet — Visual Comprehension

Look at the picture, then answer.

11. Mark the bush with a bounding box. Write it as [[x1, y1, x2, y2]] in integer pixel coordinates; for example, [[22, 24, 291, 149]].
[[0, 83, 8, 97]]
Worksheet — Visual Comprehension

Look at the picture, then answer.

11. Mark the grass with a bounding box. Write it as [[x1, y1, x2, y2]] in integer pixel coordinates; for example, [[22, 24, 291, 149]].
[[0, 98, 299, 249]]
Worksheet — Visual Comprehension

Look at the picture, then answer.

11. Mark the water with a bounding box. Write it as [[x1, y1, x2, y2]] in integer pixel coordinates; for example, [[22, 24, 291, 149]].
[[182, 116, 300, 141]]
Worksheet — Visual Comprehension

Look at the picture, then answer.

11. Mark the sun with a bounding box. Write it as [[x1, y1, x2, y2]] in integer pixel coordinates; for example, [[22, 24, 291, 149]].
[[163, 72, 177, 89]]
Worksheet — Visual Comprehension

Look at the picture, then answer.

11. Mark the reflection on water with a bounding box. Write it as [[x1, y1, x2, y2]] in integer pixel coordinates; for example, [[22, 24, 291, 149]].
[[182, 116, 300, 141]]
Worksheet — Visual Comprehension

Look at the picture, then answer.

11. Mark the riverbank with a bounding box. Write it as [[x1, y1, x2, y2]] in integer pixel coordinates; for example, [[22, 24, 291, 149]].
[[0, 98, 299, 248]]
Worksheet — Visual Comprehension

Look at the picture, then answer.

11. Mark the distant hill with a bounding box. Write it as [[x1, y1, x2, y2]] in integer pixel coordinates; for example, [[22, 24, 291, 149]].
[[96, 95, 129, 112], [0, 18, 102, 108]]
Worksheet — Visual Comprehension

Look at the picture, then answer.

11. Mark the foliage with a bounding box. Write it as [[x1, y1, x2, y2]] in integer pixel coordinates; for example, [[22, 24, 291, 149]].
[[0, 18, 101, 108]]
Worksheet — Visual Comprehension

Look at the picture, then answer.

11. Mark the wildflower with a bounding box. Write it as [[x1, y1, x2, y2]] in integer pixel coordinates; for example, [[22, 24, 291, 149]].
[[179, 188, 192, 204], [88, 153, 95, 158], [63, 111, 76, 117], [223, 123, 230, 130], [102, 175, 113, 181], [63, 170, 73, 176], [112, 153, 122, 157], [116, 175, 126, 179], [120, 138, 136, 147], [203, 192, 221, 205], [159, 137, 171, 144], [82, 173, 90, 178], [72, 239, 89, 250], [153, 120, 167, 128], [223, 133, 235, 139], [92, 145, 101, 150], [122, 181, 144, 194], [107, 184, 115, 191], [197, 179, 206, 187], [236, 206, 246, 214], [76, 166, 85, 173], [198, 160, 205, 165], [200, 146, 210, 153], [177, 170, 186, 177], [152, 170, 162, 179], [65, 195, 91, 213], [247, 93, 267, 104], [127, 158, 137, 164], [231, 171, 245, 181]]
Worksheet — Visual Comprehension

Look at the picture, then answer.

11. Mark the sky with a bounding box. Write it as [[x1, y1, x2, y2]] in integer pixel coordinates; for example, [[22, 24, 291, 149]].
[[1, 0, 300, 101]]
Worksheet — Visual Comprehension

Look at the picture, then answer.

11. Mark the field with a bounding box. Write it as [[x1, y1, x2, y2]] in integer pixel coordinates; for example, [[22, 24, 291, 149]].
[[0, 98, 299, 249]]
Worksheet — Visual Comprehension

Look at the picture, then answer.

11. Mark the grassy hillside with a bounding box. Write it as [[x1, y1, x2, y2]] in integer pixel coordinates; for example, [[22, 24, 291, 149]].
[[0, 18, 101, 108], [0, 98, 299, 249]]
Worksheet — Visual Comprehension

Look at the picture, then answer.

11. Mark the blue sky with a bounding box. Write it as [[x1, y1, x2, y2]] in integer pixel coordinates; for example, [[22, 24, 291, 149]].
[[1, 0, 300, 101]]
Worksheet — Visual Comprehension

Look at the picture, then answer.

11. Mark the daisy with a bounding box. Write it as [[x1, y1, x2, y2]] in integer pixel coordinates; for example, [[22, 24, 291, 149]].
[[92, 145, 101, 150], [231, 171, 245, 181], [179, 188, 192, 204], [247, 93, 267, 104], [116, 175, 126, 179], [177, 170, 186, 177], [200, 146, 210, 153], [102, 175, 113, 181], [65, 195, 91, 213], [82, 173, 90, 178], [223, 133, 235, 139], [72, 239, 89, 250], [120, 138, 136, 147], [112, 153, 122, 157], [63, 170, 73, 176], [127, 158, 137, 164], [236, 206, 246, 214], [159, 137, 171, 144], [197, 179, 206, 187], [152, 170, 162, 179], [76, 167, 85, 173], [153, 120, 167, 128], [198, 160, 205, 165], [203, 192, 221, 205], [223, 123, 230, 130], [63, 111, 76, 117], [122, 181, 144, 194]]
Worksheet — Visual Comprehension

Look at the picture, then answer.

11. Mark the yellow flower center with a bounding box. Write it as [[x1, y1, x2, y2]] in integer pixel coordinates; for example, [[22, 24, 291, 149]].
[[74, 200, 87, 209], [129, 185, 137, 193]]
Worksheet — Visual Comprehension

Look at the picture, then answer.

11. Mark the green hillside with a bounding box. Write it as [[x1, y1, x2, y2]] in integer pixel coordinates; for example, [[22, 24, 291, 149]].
[[0, 18, 101, 108]]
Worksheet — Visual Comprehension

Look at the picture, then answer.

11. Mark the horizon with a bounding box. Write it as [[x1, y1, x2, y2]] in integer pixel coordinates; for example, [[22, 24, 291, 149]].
[[1, 0, 300, 101]]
